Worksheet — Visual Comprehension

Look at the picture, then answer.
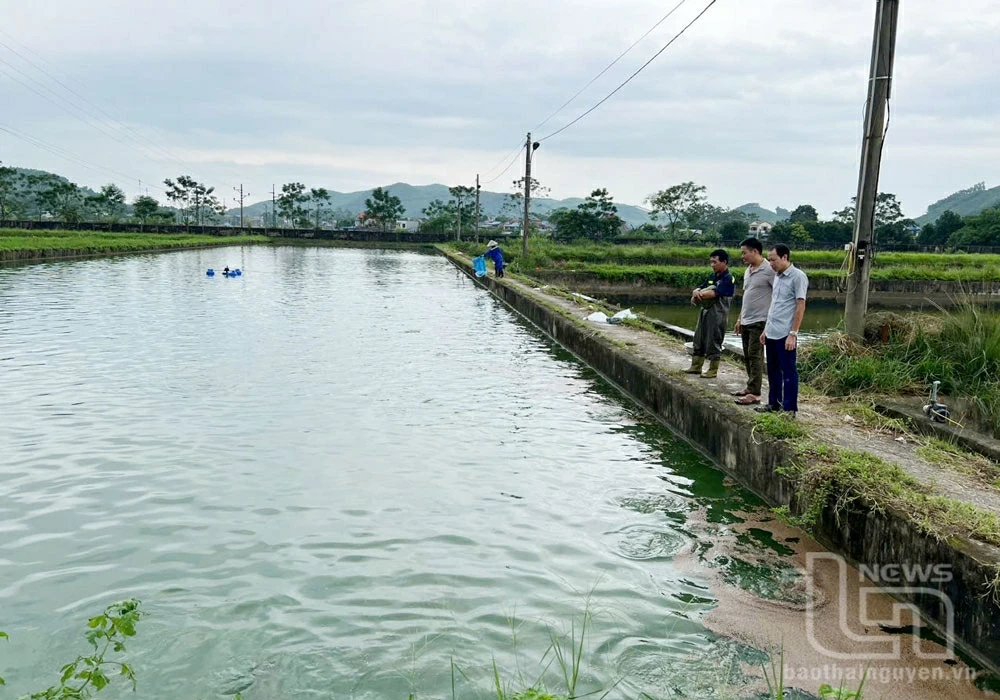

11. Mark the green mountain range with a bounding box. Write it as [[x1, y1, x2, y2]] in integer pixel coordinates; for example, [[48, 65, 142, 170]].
[[5, 165, 999, 230], [914, 182, 1000, 225], [234, 183, 655, 227]]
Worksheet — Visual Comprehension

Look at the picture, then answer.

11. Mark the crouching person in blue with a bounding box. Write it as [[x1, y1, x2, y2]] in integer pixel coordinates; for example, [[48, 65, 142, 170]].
[[485, 240, 505, 278], [684, 249, 735, 379]]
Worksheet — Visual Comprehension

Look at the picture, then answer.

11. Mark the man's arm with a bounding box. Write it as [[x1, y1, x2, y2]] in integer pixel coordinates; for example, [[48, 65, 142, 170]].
[[785, 299, 806, 350]]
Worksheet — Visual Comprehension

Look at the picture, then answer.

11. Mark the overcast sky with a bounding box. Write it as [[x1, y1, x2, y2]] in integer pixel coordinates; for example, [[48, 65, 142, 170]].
[[2, 0, 997, 217]]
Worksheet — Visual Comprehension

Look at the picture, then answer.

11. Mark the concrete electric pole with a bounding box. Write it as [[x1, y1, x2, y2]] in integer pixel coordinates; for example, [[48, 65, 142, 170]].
[[844, 0, 900, 340], [521, 133, 539, 258], [475, 174, 481, 244], [233, 185, 249, 230]]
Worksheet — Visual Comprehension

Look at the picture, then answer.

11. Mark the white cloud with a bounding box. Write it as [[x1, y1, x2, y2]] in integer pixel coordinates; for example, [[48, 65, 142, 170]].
[[2, 0, 998, 218]]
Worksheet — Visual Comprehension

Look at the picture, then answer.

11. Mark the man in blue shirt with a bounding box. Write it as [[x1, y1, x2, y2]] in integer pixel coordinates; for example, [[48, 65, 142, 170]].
[[684, 249, 735, 379], [484, 240, 505, 278], [755, 243, 808, 416]]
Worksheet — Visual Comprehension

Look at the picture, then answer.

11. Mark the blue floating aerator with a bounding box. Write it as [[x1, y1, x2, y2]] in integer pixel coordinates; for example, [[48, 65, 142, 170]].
[[206, 268, 215, 276]]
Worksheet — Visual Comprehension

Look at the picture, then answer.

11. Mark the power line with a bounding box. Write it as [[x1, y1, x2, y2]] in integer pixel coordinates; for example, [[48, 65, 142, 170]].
[[0, 39, 186, 168], [481, 147, 523, 186], [533, 0, 689, 132], [539, 0, 718, 143], [480, 139, 527, 179], [0, 59, 172, 170], [0, 31, 236, 189], [0, 123, 167, 193]]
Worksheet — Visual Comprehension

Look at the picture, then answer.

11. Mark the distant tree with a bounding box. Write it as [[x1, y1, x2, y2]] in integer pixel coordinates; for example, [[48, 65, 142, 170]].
[[789, 223, 812, 243], [132, 195, 159, 229], [948, 208, 1000, 247], [933, 210, 964, 242], [874, 193, 904, 227], [832, 205, 855, 227], [769, 220, 793, 241], [0, 162, 18, 224], [87, 183, 127, 223], [331, 207, 356, 229], [37, 177, 83, 223], [363, 186, 405, 231], [803, 220, 852, 244], [448, 185, 476, 240], [833, 192, 904, 230], [277, 182, 310, 227], [164, 176, 218, 226], [719, 220, 748, 240], [917, 223, 938, 246], [645, 182, 707, 236], [550, 188, 622, 242], [789, 204, 819, 223], [500, 192, 522, 221], [876, 218, 918, 246], [163, 176, 193, 225], [422, 199, 458, 233], [309, 187, 332, 228]]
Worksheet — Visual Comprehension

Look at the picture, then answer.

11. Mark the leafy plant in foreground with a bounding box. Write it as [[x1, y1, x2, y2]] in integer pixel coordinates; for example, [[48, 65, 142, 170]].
[[0, 599, 142, 699]]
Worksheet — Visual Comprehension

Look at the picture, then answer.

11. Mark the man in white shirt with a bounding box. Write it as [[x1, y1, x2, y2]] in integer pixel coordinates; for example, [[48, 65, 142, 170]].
[[755, 243, 808, 416]]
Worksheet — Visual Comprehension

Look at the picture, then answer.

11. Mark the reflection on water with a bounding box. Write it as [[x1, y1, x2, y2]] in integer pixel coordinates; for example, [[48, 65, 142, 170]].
[[0, 247, 984, 699]]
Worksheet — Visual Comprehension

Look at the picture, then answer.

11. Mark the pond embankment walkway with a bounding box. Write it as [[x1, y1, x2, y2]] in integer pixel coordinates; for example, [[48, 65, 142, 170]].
[[442, 247, 1000, 675]]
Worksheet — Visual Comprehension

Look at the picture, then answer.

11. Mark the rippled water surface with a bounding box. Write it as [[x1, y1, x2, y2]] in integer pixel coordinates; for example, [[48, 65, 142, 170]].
[[1, 246, 776, 698]]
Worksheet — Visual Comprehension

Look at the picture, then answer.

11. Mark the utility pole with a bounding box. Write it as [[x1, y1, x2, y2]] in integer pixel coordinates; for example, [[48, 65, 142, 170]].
[[271, 184, 277, 230], [456, 190, 463, 242], [233, 185, 249, 230], [474, 174, 481, 244], [845, 0, 900, 340], [522, 132, 539, 258]]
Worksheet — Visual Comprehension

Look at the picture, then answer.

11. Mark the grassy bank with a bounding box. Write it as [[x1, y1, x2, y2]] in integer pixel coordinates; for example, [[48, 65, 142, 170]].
[[0, 228, 269, 262], [800, 308, 1000, 437], [453, 239, 1000, 280]]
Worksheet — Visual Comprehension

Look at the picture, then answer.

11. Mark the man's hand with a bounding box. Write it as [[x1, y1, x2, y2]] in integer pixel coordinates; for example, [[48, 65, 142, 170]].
[[691, 288, 702, 306], [734, 320, 742, 335], [785, 334, 798, 351], [759, 331, 766, 345]]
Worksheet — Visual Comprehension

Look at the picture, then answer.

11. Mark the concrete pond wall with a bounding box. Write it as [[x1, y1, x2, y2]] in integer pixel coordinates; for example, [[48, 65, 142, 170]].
[[447, 254, 1000, 674]]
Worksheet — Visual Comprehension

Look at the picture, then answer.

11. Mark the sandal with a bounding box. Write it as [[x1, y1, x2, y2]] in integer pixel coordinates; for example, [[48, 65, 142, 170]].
[[735, 394, 761, 405], [731, 389, 752, 397]]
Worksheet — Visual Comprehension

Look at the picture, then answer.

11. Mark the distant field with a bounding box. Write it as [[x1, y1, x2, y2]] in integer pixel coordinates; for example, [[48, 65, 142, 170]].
[[451, 240, 1000, 281], [0, 229, 269, 261]]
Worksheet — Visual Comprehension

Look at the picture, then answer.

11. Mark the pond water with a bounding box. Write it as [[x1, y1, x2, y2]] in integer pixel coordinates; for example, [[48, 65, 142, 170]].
[[0, 247, 963, 698]]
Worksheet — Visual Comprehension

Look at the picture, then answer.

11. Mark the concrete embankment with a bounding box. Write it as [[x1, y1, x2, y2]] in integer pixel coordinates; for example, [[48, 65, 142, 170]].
[[526, 271, 1000, 306], [443, 249, 1000, 674]]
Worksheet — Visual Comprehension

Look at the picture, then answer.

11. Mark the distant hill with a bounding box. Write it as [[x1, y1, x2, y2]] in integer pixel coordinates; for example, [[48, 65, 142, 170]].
[[236, 183, 653, 227], [733, 203, 789, 223], [4, 167, 99, 199], [915, 182, 1000, 225]]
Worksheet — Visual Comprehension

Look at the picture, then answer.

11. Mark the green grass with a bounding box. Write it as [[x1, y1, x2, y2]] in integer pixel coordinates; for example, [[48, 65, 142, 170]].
[[800, 305, 1000, 435], [0, 229, 268, 260], [779, 438, 1000, 546], [915, 438, 1000, 488], [839, 402, 911, 434], [450, 239, 1000, 279], [754, 413, 809, 441]]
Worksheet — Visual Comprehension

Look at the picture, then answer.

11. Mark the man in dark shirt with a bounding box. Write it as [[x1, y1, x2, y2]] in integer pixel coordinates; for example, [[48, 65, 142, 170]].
[[684, 249, 735, 379]]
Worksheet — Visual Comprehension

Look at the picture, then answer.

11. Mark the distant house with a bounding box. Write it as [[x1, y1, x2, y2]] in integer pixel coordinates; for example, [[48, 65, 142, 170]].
[[395, 219, 421, 232], [749, 221, 773, 238], [355, 212, 380, 229]]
